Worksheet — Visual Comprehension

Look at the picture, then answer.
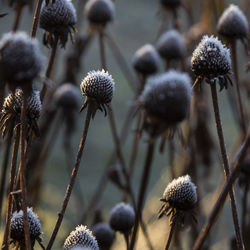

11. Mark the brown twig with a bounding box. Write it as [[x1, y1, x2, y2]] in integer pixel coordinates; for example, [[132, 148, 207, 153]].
[[12, 3, 23, 32], [165, 219, 177, 250], [241, 180, 249, 242], [30, 0, 43, 38]]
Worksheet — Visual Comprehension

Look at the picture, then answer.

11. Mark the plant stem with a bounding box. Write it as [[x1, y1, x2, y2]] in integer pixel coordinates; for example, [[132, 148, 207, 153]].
[[30, 0, 43, 38], [123, 232, 130, 250], [241, 181, 249, 242], [46, 101, 94, 250], [193, 130, 250, 250], [209, 83, 244, 250], [12, 3, 23, 32], [129, 138, 156, 250], [165, 220, 176, 250], [98, 28, 107, 70]]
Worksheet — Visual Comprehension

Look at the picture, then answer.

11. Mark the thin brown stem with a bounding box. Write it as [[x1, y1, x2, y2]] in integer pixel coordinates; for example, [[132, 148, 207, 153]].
[[123, 232, 130, 250], [30, 0, 43, 38], [241, 181, 249, 241], [209, 83, 244, 250], [46, 101, 94, 250], [98, 29, 107, 71], [193, 130, 250, 250], [165, 220, 176, 250], [12, 4, 23, 32]]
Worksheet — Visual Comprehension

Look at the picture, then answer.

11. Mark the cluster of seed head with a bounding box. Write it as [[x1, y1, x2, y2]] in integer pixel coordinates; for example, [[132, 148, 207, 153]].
[[156, 29, 185, 60], [109, 202, 135, 233], [0, 32, 43, 88], [85, 0, 114, 26], [63, 225, 99, 250], [217, 4, 249, 39], [40, 0, 77, 47], [132, 44, 160, 76]]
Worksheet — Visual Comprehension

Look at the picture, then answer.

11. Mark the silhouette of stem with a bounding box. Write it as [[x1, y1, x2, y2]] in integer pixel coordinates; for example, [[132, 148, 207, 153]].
[[30, 0, 43, 38], [165, 219, 176, 250]]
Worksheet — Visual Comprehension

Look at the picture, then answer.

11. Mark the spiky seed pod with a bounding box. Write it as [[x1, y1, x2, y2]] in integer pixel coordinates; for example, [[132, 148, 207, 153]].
[[39, 0, 77, 48], [54, 83, 81, 110], [63, 225, 99, 250], [92, 222, 115, 249], [191, 35, 232, 90], [0, 89, 42, 137], [132, 44, 161, 76], [156, 29, 185, 61], [160, 0, 182, 9], [217, 4, 249, 40], [140, 70, 191, 132], [85, 0, 114, 26], [109, 202, 135, 233], [10, 207, 42, 247], [0, 32, 43, 89]]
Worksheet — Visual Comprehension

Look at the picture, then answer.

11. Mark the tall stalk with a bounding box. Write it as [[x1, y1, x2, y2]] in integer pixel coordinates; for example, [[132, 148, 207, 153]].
[[30, 0, 43, 38], [165, 219, 176, 250]]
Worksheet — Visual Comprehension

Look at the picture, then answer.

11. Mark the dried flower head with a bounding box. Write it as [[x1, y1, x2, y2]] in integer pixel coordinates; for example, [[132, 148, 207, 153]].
[[191, 35, 232, 90], [109, 202, 135, 233], [156, 29, 185, 61], [92, 222, 115, 249], [80, 70, 115, 116], [0, 32, 43, 88], [10, 207, 42, 248], [160, 0, 182, 9], [132, 44, 160, 76], [85, 0, 114, 26], [159, 175, 197, 223], [40, 0, 77, 48], [0, 89, 42, 138], [217, 4, 249, 40], [63, 225, 99, 250]]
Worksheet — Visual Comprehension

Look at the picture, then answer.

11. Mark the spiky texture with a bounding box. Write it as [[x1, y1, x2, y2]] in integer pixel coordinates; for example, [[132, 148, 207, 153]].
[[85, 0, 114, 25], [63, 225, 99, 250], [156, 29, 185, 60], [109, 202, 135, 233], [40, 0, 77, 48], [0, 32, 43, 87], [132, 44, 160, 75], [217, 4, 249, 39]]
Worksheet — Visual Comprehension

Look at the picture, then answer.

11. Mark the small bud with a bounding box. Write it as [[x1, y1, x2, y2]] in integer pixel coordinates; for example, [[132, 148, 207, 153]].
[[160, 0, 182, 9], [63, 225, 99, 250], [217, 4, 249, 39], [85, 0, 114, 26], [156, 29, 185, 61], [132, 44, 160, 75], [0, 32, 43, 87], [109, 202, 135, 233]]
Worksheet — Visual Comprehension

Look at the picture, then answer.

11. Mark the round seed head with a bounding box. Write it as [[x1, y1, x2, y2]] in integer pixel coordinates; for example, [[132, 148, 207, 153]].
[[132, 44, 161, 75], [40, 0, 77, 47], [0, 31, 43, 86], [109, 202, 135, 233], [160, 0, 182, 9], [140, 70, 192, 126], [85, 0, 114, 25], [63, 225, 99, 250], [156, 29, 185, 60], [54, 83, 81, 110], [10, 207, 42, 243], [163, 175, 197, 210], [191, 35, 231, 80], [217, 4, 249, 39], [80, 70, 115, 104]]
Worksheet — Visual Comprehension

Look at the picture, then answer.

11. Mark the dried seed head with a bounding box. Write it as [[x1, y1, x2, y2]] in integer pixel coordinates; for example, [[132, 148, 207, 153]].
[[156, 29, 185, 60], [40, 0, 77, 48], [0, 32, 43, 87], [140, 70, 191, 126], [109, 202, 135, 233], [92, 222, 115, 249], [63, 225, 99, 250], [217, 4, 249, 39], [85, 0, 114, 25], [54, 83, 81, 110], [10, 207, 42, 245], [160, 0, 182, 9], [162, 175, 197, 210], [132, 44, 161, 75]]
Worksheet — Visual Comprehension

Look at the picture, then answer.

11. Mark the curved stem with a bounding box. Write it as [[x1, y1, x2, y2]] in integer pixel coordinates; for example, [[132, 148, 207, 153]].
[[165, 220, 176, 250], [30, 0, 43, 38]]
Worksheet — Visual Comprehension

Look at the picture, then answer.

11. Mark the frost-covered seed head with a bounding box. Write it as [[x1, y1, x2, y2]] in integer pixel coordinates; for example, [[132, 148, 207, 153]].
[[163, 175, 197, 210], [85, 0, 114, 25], [132, 44, 161, 75], [80, 70, 115, 104], [140, 70, 192, 125], [92, 222, 115, 249], [40, 0, 77, 47], [156, 30, 185, 60], [217, 4, 249, 39], [10, 207, 42, 242], [54, 83, 81, 110], [63, 225, 99, 250], [160, 0, 182, 9], [109, 202, 135, 233], [191, 35, 231, 79], [0, 32, 43, 86]]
